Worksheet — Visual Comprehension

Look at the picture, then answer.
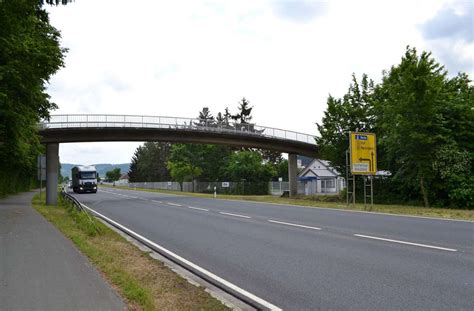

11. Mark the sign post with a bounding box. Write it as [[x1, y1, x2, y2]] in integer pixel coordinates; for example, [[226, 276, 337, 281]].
[[349, 132, 377, 209], [37, 155, 46, 201]]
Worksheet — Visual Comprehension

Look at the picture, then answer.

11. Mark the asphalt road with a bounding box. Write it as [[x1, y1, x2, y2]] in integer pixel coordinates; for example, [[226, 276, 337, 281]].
[[71, 187, 474, 310]]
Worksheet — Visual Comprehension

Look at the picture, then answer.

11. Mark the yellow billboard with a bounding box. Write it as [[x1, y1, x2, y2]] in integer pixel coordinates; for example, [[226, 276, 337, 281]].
[[350, 132, 377, 175]]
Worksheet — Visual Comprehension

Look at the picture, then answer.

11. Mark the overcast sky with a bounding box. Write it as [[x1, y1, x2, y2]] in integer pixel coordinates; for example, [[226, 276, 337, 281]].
[[46, 0, 473, 165]]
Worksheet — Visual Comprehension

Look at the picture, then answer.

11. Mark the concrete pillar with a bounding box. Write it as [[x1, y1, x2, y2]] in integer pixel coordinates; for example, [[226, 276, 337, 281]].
[[288, 153, 298, 197], [46, 143, 59, 205]]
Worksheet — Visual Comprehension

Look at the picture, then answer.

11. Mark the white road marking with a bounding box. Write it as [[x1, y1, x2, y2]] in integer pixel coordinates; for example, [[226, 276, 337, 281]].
[[151, 200, 163, 204], [268, 220, 321, 230], [79, 202, 281, 311], [167, 202, 182, 207], [219, 212, 251, 219], [354, 234, 457, 252], [188, 206, 209, 212]]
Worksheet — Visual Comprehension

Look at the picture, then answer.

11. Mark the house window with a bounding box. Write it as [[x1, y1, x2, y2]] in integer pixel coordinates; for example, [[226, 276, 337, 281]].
[[323, 179, 335, 188]]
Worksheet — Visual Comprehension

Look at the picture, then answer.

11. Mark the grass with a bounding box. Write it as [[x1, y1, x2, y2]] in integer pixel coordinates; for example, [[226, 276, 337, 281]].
[[103, 184, 474, 221], [32, 194, 229, 311]]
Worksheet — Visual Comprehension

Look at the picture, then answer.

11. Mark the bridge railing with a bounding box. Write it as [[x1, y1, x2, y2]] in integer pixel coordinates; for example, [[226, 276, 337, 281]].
[[40, 114, 316, 145]]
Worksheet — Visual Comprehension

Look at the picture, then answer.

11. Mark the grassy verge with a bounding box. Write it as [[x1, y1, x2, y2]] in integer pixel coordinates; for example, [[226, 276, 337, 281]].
[[32, 194, 228, 311], [103, 184, 474, 221]]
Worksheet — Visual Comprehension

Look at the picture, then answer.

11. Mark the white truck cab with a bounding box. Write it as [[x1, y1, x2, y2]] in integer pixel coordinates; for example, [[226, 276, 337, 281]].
[[72, 165, 98, 193]]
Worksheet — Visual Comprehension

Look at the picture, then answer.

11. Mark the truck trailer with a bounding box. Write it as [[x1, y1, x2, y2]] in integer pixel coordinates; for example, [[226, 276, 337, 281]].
[[71, 165, 97, 193]]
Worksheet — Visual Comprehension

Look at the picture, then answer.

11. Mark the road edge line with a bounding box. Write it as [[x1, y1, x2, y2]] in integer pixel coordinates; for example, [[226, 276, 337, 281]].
[[80, 202, 281, 311]]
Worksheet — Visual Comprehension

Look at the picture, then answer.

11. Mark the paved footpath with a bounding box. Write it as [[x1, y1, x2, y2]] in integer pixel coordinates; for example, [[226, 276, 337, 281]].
[[0, 191, 126, 311]]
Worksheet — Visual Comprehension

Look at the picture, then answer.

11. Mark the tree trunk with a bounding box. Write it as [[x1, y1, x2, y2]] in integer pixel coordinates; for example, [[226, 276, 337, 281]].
[[420, 176, 430, 208]]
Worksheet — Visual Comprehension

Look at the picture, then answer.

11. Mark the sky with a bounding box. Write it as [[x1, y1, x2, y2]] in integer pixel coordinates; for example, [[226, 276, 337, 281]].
[[45, 0, 474, 165]]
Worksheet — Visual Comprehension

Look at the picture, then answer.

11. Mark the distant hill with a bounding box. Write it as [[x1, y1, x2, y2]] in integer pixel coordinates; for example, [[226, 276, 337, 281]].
[[61, 163, 130, 179]]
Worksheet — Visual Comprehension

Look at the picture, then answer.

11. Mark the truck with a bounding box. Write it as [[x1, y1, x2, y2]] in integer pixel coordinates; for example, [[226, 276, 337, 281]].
[[71, 165, 98, 193]]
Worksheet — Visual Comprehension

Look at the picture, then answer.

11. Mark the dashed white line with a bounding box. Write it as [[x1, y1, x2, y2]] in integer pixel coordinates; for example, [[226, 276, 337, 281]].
[[188, 206, 209, 212], [151, 200, 163, 204], [167, 202, 182, 207], [354, 234, 458, 252], [219, 212, 251, 219], [268, 220, 321, 230]]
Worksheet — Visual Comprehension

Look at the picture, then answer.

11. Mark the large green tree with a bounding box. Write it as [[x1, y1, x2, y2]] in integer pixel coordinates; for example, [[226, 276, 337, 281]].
[[128, 142, 172, 182], [374, 47, 473, 207], [106, 168, 121, 182], [167, 144, 204, 191], [225, 151, 276, 182], [315, 74, 375, 174], [0, 0, 66, 195]]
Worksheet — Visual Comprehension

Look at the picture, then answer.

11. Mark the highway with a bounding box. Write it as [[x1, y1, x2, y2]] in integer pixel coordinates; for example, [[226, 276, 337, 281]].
[[71, 187, 474, 310]]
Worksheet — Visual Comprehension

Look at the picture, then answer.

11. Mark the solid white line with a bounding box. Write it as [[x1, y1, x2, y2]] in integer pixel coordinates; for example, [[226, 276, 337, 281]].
[[79, 203, 281, 310], [219, 212, 251, 219], [268, 220, 321, 230], [354, 234, 457, 252], [167, 202, 182, 207], [188, 206, 209, 212]]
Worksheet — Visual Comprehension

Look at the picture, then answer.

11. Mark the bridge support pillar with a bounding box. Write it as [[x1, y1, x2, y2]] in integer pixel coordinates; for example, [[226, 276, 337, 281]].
[[46, 143, 59, 205], [288, 153, 298, 197]]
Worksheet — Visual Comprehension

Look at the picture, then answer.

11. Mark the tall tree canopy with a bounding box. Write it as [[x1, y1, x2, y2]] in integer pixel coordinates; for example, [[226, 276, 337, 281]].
[[374, 47, 473, 207], [128, 142, 172, 182], [317, 47, 473, 208], [315, 74, 375, 174], [0, 0, 66, 195]]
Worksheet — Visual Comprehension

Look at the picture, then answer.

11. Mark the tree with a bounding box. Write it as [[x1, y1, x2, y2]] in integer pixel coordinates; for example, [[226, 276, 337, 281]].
[[128, 142, 172, 182], [231, 97, 253, 124], [195, 107, 215, 127], [374, 47, 473, 207], [106, 168, 121, 182], [167, 162, 202, 191], [225, 151, 276, 182], [167, 144, 204, 191], [315, 74, 375, 174], [0, 0, 66, 195]]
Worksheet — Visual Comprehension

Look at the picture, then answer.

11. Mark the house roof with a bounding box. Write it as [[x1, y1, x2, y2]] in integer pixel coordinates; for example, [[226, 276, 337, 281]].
[[298, 159, 340, 179]]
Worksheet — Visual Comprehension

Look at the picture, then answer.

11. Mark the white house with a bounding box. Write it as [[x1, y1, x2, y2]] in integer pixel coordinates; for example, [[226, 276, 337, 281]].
[[298, 159, 345, 195]]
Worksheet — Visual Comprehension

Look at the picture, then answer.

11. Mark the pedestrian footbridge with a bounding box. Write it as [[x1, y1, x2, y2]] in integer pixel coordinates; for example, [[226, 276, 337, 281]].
[[39, 114, 318, 204]]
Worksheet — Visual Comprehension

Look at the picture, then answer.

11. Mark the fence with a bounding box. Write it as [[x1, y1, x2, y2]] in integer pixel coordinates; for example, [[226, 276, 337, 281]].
[[129, 181, 271, 195], [128, 181, 308, 196]]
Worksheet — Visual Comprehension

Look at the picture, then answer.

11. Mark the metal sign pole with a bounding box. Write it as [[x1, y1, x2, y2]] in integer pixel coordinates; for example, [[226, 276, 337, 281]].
[[346, 149, 351, 207], [363, 176, 367, 210], [371, 176, 374, 210]]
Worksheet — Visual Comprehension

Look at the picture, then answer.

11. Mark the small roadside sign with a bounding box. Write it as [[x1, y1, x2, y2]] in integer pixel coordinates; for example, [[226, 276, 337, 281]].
[[222, 182, 230, 188], [350, 132, 377, 175], [37, 155, 46, 181]]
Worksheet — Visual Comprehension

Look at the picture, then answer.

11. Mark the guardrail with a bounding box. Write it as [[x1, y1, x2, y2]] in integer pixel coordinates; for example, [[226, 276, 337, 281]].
[[63, 188, 277, 310], [40, 114, 316, 145]]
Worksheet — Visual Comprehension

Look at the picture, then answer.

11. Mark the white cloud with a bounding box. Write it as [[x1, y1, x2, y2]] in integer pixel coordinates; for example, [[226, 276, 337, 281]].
[[46, 0, 472, 165]]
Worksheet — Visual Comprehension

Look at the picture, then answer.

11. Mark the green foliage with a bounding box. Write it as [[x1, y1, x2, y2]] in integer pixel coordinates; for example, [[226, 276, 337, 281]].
[[105, 168, 121, 182], [128, 142, 172, 182], [167, 144, 204, 191], [225, 151, 276, 182], [60, 196, 102, 237], [317, 47, 473, 208], [316, 74, 375, 174], [0, 0, 66, 195]]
